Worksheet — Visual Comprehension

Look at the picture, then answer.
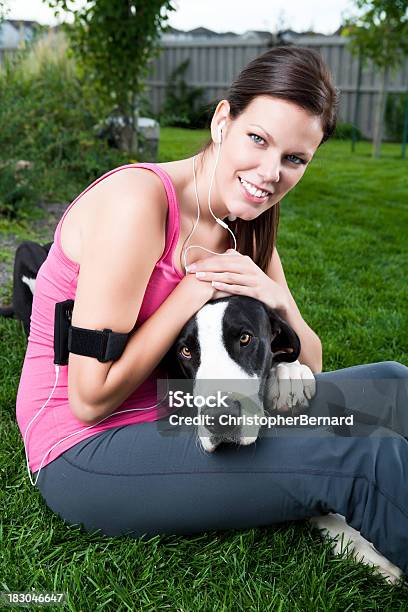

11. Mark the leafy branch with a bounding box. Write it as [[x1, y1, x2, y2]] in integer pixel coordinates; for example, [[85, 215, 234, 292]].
[[43, 0, 176, 154]]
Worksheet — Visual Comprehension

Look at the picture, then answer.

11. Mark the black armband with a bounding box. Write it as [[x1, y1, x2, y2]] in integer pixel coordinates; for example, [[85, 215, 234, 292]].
[[68, 325, 129, 363], [54, 299, 129, 365]]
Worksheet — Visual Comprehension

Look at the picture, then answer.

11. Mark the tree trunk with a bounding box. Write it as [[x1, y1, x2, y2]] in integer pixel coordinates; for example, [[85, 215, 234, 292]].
[[117, 120, 131, 153], [131, 93, 139, 158], [372, 65, 390, 159], [352, 50, 363, 153], [115, 101, 132, 153], [116, 94, 139, 156]]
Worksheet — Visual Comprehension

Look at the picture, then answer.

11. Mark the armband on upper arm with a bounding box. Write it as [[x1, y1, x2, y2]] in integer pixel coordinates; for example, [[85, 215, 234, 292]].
[[54, 299, 129, 365], [68, 325, 129, 363]]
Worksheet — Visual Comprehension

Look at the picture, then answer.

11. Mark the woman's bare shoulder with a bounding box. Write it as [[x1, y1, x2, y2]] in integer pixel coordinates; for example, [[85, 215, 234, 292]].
[[95, 166, 169, 206], [82, 167, 169, 232], [62, 166, 169, 267]]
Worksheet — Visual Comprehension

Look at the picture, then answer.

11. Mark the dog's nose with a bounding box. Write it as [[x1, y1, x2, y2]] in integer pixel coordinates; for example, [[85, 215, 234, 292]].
[[201, 398, 241, 436]]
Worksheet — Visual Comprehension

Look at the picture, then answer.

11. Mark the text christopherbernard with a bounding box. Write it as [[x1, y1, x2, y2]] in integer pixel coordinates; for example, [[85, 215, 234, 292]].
[[168, 414, 355, 428]]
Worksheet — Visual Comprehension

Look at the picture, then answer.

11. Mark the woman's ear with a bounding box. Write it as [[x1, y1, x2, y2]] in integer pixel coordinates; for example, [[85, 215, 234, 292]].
[[268, 309, 301, 364], [211, 99, 230, 142]]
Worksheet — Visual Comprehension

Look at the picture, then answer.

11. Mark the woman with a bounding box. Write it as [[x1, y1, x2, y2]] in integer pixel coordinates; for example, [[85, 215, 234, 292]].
[[16, 46, 408, 578]]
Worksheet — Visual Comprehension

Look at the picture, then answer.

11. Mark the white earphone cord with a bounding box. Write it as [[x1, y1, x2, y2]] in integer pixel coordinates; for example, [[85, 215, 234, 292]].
[[183, 131, 237, 272], [24, 124, 236, 487], [24, 367, 171, 487]]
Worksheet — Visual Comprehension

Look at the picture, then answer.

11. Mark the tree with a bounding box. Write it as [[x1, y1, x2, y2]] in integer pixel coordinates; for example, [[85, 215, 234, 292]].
[[44, 0, 176, 155], [342, 0, 408, 158]]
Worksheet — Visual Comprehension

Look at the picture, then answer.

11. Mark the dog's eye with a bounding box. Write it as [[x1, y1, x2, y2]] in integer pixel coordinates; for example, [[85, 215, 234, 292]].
[[240, 333, 252, 346], [180, 346, 192, 359]]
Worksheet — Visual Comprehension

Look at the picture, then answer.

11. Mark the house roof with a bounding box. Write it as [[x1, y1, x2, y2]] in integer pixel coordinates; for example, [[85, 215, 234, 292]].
[[6, 19, 39, 28], [244, 30, 273, 36], [279, 28, 326, 37], [187, 26, 219, 36], [167, 25, 243, 36]]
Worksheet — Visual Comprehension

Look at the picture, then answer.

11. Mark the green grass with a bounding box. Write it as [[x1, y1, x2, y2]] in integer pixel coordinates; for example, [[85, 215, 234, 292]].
[[1, 132, 407, 610]]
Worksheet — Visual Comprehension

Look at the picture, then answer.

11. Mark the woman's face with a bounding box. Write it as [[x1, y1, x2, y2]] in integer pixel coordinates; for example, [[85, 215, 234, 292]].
[[212, 95, 324, 220]]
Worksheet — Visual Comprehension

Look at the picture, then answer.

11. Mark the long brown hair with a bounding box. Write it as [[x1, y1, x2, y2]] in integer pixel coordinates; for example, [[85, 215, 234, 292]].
[[193, 46, 339, 273]]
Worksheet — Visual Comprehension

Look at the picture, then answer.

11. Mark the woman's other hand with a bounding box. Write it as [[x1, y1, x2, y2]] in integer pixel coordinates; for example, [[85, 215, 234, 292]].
[[180, 267, 216, 302], [181, 260, 233, 301], [186, 248, 290, 313]]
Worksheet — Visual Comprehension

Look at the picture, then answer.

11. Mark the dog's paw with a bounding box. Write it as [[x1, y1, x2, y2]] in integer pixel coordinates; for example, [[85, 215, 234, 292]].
[[265, 360, 316, 414]]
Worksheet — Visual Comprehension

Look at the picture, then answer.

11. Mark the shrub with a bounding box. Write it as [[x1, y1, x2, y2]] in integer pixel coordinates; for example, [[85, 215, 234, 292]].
[[0, 161, 40, 219], [0, 30, 129, 218], [333, 122, 363, 140], [158, 58, 210, 129]]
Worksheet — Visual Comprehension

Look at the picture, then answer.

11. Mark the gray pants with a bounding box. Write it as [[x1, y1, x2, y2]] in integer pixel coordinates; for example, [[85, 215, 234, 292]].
[[34, 361, 408, 576]]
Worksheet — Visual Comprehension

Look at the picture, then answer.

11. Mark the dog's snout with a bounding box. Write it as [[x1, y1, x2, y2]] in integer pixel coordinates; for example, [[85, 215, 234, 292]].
[[201, 397, 241, 435]]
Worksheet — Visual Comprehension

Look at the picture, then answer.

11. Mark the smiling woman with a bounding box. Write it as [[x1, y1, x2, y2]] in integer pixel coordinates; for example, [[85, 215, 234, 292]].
[[196, 95, 324, 229], [192, 46, 338, 275]]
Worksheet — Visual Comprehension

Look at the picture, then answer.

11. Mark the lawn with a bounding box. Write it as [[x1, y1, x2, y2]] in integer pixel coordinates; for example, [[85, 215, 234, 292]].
[[1, 131, 407, 610]]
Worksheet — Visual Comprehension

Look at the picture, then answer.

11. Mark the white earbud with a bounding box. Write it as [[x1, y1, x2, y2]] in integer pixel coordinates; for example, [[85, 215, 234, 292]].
[[217, 119, 226, 143]]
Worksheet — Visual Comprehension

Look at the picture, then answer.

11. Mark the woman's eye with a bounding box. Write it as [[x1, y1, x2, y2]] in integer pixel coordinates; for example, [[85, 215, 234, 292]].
[[249, 133, 265, 145], [240, 333, 252, 346], [180, 346, 191, 359], [286, 154, 306, 165], [249, 134, 306, 165]]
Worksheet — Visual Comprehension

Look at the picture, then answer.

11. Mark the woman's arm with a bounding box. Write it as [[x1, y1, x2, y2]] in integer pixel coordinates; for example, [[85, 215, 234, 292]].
[[266, 247, 323, 374], [67, 168, 218, 425], [85, 275, 214, 424]]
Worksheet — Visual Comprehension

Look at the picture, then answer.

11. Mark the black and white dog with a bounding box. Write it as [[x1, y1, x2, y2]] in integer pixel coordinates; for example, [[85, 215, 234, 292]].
[[162, 295, 312, 452], [162, 295, 402, 584]]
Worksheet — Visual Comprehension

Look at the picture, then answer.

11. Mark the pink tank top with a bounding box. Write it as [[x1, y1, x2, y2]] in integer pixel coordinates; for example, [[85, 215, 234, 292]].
[[16, 163, 185, 474]]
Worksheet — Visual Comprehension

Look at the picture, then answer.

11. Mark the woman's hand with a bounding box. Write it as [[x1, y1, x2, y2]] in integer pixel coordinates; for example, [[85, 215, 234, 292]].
[[186, 248, 290, 313], [181, 267, 231, 302]]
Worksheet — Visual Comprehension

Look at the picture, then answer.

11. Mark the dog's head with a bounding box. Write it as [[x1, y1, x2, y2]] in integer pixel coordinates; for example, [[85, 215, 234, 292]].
[[161, 295, 301, 452]]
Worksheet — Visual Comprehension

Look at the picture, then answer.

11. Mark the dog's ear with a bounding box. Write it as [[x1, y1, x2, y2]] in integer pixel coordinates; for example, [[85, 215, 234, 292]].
[[268, 309, 301, 364]]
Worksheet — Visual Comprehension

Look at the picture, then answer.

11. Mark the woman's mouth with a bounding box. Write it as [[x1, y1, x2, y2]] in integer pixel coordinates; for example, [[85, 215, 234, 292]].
[[238, 176, 271, 203]]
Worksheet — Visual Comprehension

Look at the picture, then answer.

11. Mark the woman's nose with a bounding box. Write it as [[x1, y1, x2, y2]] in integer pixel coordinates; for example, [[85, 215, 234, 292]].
[[259, 154, 281, 184], [259, 165, 280, 185]]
